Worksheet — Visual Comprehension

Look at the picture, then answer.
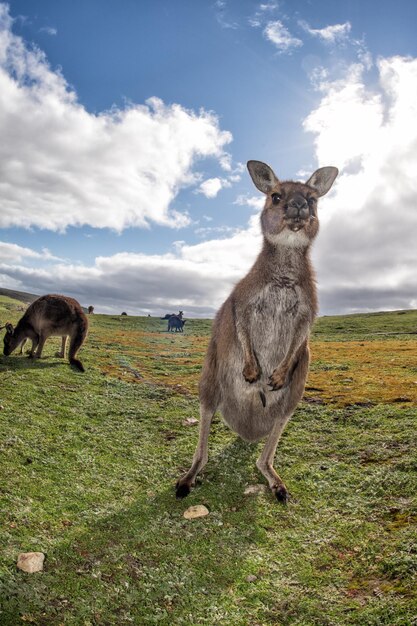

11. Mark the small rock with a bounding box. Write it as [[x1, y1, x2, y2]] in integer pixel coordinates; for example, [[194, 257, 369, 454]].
[[0, 405, 4, 410], [246, 574, 257, 582], [244, 484, 267, 496], [183, 505, 209, 519], [183, 417, 198, 426], [17, 552, 45, 573]]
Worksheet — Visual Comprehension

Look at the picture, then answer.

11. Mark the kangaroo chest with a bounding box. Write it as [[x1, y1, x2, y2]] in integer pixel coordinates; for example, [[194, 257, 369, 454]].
[[249, 277, 303, 360], [252, 276, 301, 321]]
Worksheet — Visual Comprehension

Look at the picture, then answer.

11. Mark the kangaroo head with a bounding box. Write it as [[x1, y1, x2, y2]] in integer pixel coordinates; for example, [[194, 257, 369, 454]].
[[1, 322, 15, 356], [247, 161, 338, 247]]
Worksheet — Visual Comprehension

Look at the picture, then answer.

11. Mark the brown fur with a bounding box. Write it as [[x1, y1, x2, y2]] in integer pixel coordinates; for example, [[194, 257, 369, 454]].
[[2, 294, 88, 372], [176, 161, 338, 502]]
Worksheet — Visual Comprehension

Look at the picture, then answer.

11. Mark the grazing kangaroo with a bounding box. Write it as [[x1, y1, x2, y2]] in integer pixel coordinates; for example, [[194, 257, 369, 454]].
[[176, 160, 338, 502], [1, 294, 88, 372]]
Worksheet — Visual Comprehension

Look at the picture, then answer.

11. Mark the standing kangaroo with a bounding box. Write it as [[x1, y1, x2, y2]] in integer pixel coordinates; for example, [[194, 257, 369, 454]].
[[1, 294, 88, 372], [176, 160, 338, 502]]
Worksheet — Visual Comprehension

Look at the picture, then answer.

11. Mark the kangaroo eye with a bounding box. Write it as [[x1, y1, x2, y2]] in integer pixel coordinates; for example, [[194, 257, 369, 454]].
[[271, 193, 281, 205]]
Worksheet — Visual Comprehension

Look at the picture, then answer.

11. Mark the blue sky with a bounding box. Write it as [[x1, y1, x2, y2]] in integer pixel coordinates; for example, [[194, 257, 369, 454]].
[[1, 0, 417, 316]]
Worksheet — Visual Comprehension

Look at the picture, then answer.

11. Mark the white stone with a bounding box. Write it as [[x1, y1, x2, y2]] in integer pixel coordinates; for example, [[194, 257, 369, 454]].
[[183, 505, 209, 519], [17, 552, 45, 573], [183, 417, 198, 426], [244, 484, 267, 496]]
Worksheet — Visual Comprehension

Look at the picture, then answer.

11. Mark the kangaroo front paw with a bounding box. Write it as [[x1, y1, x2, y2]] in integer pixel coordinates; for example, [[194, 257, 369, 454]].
[[268, 367, 287, 390], [243, 362, 261, 383]]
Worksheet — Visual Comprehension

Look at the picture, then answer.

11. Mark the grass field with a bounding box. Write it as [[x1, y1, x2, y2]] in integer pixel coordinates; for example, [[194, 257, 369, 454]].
[[1, 295, 416, 625]]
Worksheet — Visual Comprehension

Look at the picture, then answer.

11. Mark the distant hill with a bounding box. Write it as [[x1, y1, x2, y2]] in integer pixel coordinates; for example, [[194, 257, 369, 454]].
[[0, 288, 89, 314], [0, 287, 40, 305], [1, 287, 416, 330]]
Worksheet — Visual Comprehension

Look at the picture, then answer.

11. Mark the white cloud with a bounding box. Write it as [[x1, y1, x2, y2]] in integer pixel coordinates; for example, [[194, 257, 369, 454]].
[[219, 153, 232, 171], [305, 56, 417, 313], [0, 4, 232, 232], [259, 3, 278, 11], [300, 20, 351, 44], [263, 20, 302, 52], [0, 241, 61, 262], [39, 26, 57, 36], [249, 2, 278, 27], [304, 64, 383, 170], [194, 225, 237, 238], [197, 177, 232, 198], [214, 1, 238, 30], [233, 194, 264, 210], [0, 214, 263, 316]]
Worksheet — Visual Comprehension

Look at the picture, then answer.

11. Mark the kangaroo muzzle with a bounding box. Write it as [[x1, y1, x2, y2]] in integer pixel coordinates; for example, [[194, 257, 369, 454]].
[[286, 194, 309, 220]]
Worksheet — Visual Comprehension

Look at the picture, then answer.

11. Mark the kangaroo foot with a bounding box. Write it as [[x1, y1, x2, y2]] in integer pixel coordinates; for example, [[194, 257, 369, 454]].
[[175, 480, 192, 499], [272, 483, 289, 504]]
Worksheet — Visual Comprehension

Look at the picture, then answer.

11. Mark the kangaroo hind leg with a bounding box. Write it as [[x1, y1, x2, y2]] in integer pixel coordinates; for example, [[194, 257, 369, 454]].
[[257, 343, 309, 503], [176, 403, 215, 499]]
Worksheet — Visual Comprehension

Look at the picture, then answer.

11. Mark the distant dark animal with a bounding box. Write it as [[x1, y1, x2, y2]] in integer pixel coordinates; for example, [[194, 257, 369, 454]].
[[88, 306, 94, 314], [121, 312, 127, 316], [161, 311, 183, 320], [176, 160, 338, 503], [1, 294, 88, 372], [168, 316, 187, 332]]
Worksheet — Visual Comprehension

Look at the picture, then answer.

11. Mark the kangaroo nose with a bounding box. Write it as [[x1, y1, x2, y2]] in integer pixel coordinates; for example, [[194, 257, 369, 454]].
[[287, 196, 308, 219]]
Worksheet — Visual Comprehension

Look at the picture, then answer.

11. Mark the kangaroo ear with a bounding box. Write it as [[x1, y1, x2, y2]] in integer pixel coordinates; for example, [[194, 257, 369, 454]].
[[247, 161, 279, 194], [5, 323, 14, 334], [306, 167, 338, 197]]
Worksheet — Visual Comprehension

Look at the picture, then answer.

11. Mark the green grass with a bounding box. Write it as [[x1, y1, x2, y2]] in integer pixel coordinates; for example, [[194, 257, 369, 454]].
[[1, 296, 416, 625], [313, 309, 417, 342]]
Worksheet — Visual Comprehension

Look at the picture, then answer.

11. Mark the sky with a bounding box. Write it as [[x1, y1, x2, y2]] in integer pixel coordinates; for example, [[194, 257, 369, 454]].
[[1, 0, 417, 317]]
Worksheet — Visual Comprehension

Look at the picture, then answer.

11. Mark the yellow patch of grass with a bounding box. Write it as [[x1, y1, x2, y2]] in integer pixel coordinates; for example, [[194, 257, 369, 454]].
[[307, 340, 417, 406], [93, 325, 417, 408]]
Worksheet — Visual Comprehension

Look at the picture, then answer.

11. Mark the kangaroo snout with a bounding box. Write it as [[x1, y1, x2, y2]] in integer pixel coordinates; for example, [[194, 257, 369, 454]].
[[286, 195, 309, 220]]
